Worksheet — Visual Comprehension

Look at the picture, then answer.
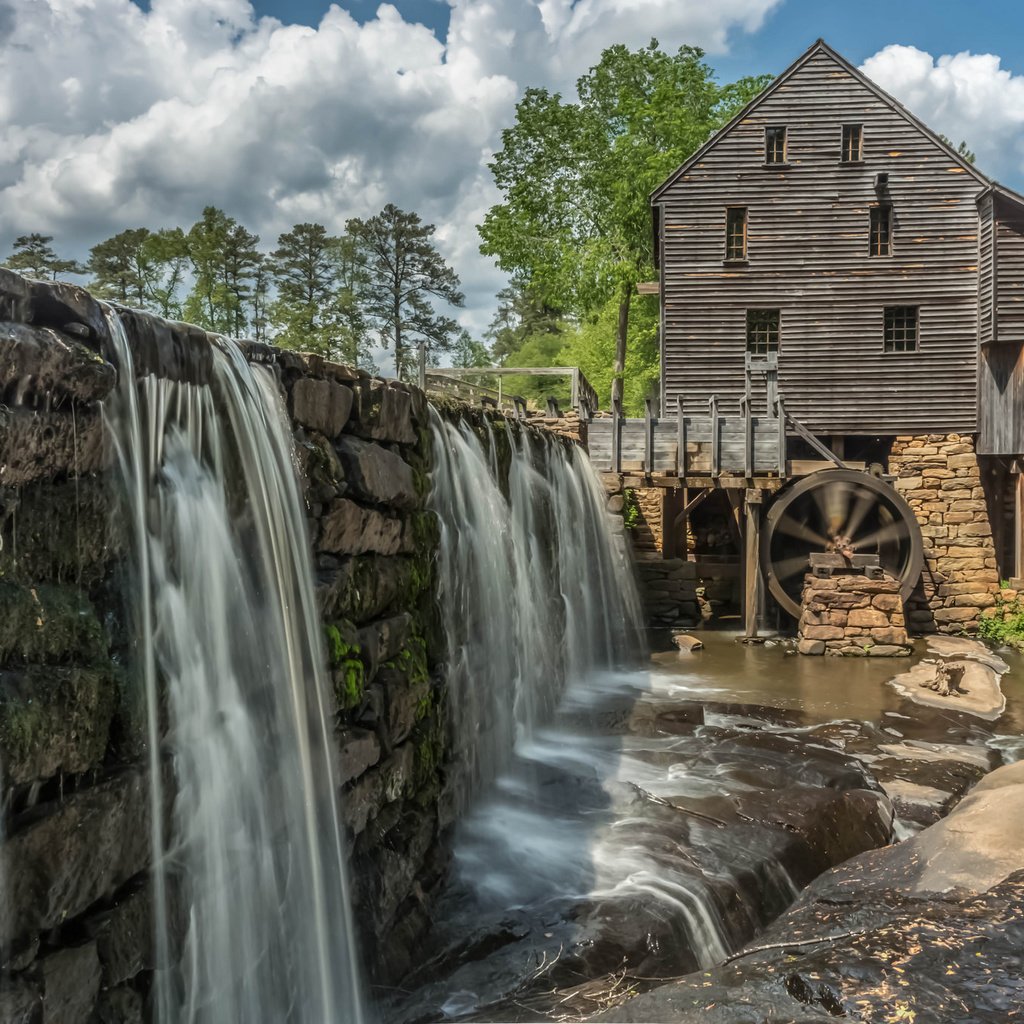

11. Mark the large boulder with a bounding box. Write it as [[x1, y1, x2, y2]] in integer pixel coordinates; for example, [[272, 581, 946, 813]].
[[337, 436, 417, 510], [0, 322, 115, 405]]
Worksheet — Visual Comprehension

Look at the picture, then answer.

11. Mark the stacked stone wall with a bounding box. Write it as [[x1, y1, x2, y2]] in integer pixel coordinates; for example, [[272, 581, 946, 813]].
[[635, 558, 699, 627], [890, 434, 1000, 635], [797, 573, 912, 656], [0, 269, 536, 1018]]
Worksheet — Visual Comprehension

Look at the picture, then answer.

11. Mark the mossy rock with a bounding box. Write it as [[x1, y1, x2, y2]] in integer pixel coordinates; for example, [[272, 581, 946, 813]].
[[0, 581, 106, 665], [0, 665, 117, 785]]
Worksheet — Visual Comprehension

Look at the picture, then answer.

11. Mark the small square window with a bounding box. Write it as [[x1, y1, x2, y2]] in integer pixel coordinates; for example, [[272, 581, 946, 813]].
[[725, 207, 747, 261], [764, 126, 787, 165], [869, 205, 892, 257], [841, 124, 863, 163], [746, 309, 780, 354], [884, 306, 918, 352]]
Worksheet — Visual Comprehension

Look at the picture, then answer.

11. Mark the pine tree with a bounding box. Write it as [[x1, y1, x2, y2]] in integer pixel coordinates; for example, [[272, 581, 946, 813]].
[[2, 233, 85, 280]]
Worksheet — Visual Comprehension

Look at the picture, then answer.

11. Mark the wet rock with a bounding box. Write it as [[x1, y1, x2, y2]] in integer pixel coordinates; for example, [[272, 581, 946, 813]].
[[110, 307, 213, 386], [95, 985, 145, 1024], [796, 638, 825, 655], [337, 436, 417, 510], [0, 322, 115, 404], [0, 268, 33, 323], [338, 727, 382, 785], [85, 883, 152, 986], [0, 405, 108, 485], [290, 377, 353, 439], [318, 555, 417, 625], [28, 278, 109, 350], [295, 430, 345, 503], [0, 771, 150, 952], [351, 379, 417, 445], [672, 633, 703, 652], [40, 942, 100, 1024], [0, 973, 41, 1024], [0, 665, 117, 786], [319, 498, 407, 557], [356, 613, 413, 681]]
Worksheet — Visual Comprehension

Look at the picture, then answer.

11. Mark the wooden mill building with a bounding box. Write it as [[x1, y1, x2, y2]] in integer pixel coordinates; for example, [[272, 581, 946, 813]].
[[588, 39, 1024, 641]]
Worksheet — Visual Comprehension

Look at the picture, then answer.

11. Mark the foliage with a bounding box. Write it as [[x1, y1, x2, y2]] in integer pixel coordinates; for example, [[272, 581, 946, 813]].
[[2, 233, 85, 280], [346, 203, 464, 381], [87, 226, 189, 316], [622, 488, 640, 530], [938, 134, 977, 165], [450, 329, 491, 368], [479, 39, 770, 403], [558, 294, 660, 415], [977, 595, 1024, 648], [485, 282, 564, 364]]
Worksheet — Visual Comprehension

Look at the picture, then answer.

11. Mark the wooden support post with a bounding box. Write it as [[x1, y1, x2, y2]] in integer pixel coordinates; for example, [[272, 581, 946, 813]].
[[644, 398, 654, 475], [740, 394, 753, 478], [676, 395, 686, 478], [709, 394, 720, 479], [744, 488, 763, 640], [776, 394, 787, 475], [612, 396, 623, 475], [1015, 462, 1024, 581]]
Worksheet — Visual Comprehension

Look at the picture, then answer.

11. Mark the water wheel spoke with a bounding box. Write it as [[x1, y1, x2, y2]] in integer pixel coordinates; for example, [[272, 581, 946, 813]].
[[852, 519, 907, 551], [771, 554, 814, 582], [842, 486, 877, 543], [772, 516, 828, 548]]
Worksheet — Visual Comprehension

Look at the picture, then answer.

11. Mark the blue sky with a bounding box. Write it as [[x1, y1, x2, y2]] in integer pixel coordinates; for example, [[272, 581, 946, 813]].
[[5, 0, 1024, 343]]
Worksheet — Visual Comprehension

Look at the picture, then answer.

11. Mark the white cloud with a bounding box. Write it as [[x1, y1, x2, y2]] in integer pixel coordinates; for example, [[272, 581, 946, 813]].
[[0, 0, 781, 339], [862, 45, 1024, 186]]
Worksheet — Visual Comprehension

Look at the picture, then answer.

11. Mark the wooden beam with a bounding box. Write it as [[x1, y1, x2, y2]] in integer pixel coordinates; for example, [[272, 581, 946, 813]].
[[744, 489, 763, 640], [636, 281, 660, 295]]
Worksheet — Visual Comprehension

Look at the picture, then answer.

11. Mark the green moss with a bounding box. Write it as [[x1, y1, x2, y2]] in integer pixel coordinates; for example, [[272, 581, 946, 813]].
[[622, 488, 640, 530], [0, 581, 106, 665], [337, 657, 365, 710], [383, 632, 429, 689]]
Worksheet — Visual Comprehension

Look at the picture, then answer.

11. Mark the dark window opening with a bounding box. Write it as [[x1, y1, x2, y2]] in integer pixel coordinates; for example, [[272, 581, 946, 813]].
[[725, 207, 747, 260], [869, 205, 893, 256], [884, 306, 918, 352], [841, 124, 863, 163], [746, 309, 780, 354], [765, 126, 787, 164]]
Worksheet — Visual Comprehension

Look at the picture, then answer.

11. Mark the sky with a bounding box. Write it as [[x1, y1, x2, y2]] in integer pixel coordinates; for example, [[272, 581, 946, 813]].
[[4, 0, 1024, 341]]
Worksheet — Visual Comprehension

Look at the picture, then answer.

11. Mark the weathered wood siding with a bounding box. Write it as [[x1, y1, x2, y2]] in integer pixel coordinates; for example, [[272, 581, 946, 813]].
[[978, 342, 1024, 455], [657, 48, 981, 434], [979, 192, 994, 347], [995, 213, 1024, 345]]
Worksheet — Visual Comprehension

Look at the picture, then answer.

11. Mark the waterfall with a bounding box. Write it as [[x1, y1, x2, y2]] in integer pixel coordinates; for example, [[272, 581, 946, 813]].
[[103, 312, 364, 1024], [429, 412, 643, 804]]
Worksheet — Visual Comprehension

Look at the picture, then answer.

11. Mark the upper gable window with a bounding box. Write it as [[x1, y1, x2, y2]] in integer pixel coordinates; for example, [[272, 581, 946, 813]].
[[841, 124, 863, 163], [869, 205, 893, 257], [764, 126, 787, 165], [725, 207, 748, 261]]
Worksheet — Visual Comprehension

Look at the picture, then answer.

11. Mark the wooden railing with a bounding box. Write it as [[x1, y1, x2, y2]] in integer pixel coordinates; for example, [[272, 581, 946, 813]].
[[423, 366, 599, 418]]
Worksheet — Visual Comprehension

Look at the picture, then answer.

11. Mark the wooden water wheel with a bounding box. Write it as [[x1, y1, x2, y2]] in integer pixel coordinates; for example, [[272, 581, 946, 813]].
[[760, 468, 925, 619]]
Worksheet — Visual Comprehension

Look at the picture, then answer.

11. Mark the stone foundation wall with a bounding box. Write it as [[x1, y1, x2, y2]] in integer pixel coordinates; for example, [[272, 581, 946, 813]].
[[0, 269, 529, 1017], [630, 487, 664, 556], [890, 434, 1000, 635], [797, 572, 912, 656], [635, 557, 699, 627]]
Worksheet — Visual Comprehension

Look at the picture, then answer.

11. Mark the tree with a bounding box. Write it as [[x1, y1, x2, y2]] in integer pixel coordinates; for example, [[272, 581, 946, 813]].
[[451, 329, 491, 368], [479, 40, 770, 405], [485, 282, 564, 364], [2, 233, 85, 280], [939, 134, 977, 165], [87, 227, 190, 316], [269, 222, 342, 353], [346, 204, 464, 380], [183, 207, 262, 337]]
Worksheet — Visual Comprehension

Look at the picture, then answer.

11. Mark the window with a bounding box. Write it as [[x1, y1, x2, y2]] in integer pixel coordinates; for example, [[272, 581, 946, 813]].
[[884, 306, 918, 352], [764, 126, 787, 164], [746, 309, 780, 354], [869, 205, 893, 256], [841, 124, 863, 163], [725, 207, 748, 261]]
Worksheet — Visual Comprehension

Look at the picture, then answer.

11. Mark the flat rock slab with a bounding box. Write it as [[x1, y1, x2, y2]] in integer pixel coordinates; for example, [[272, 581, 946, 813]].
[[889, 637, 1008, 719]]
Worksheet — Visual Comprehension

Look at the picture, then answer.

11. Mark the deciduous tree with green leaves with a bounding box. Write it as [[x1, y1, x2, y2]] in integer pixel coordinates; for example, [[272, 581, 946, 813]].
[[479, 40, 770, 406], [2, 233, 85, 281], [346, 204, 464, 381]]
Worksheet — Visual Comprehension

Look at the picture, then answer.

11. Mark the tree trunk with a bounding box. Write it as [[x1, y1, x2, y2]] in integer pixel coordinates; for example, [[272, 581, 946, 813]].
[[394, 288, 403, 380], [612, 285, 630, 409]]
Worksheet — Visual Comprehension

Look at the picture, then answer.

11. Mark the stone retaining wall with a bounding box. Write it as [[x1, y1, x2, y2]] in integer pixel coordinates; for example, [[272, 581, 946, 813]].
[[797, 572, 912, 656], [635, 556, 700, 627], [0, 269, 535, 1018], [890, 434, 1000, 635]]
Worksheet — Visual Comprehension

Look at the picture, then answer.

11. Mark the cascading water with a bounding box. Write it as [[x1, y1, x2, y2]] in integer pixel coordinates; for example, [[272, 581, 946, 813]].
[[103, 312, 363, 1024], [429, 412, 644, 804]]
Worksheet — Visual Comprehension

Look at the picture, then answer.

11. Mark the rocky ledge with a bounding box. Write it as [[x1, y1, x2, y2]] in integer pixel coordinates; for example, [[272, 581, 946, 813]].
[[590, 760, 1024, 1023]]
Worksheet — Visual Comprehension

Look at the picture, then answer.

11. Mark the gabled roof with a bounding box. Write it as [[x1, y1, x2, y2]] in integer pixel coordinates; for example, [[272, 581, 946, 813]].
[[651, 38, 991, 203]]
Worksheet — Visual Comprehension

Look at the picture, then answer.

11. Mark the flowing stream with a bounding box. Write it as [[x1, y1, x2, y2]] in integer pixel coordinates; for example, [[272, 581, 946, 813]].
[[103, 314, 364, 1024]]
